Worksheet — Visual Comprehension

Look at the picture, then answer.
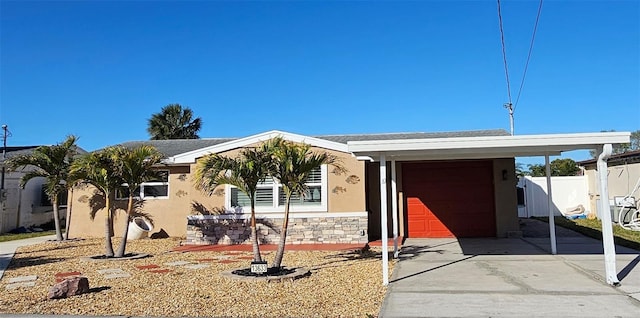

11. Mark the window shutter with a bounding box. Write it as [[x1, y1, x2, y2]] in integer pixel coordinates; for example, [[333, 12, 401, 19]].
[[231, 188, 273, 207], [231, 188, 250, 207], [307, 167, 322, 183], [279, 186, 321, 206], [255, 188, 273, 206]]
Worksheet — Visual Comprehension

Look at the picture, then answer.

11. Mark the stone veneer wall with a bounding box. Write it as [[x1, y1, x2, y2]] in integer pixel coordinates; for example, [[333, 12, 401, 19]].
[[186, 215, 368, 245]]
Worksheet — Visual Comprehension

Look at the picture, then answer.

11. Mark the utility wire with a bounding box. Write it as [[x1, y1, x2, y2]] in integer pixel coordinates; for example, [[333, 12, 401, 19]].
[[514, 0, 544, 111], [497, 0, 512, 106]]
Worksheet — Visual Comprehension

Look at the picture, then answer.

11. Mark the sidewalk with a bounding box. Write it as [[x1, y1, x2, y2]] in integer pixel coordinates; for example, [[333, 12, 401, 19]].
[[0, 235, 56, 280]]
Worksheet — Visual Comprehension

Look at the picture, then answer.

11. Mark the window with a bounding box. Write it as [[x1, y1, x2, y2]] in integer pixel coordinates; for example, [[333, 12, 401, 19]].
[[231, 177, 274, 207], [228, 166, 327, 212], [278, 167, 322, 206], [516, 187, 525, 206], [40, 185, 68, 207], [117, 170, 169, 199]]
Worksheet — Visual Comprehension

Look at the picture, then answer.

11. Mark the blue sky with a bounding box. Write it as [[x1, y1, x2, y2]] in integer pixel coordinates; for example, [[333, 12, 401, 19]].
[[1, 1, 638, 164]]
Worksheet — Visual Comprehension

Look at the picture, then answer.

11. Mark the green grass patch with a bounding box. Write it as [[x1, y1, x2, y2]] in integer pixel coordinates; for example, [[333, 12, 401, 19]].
[[0, 230, 56, 243], [533, 216, 640, 251]]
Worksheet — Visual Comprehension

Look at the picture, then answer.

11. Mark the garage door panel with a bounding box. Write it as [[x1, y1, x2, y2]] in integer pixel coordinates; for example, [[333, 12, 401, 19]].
[[408, 220, 427, 235], [407, 197, 454, 237], [403, 161, 496, 238], [428, 220, 451, 233]]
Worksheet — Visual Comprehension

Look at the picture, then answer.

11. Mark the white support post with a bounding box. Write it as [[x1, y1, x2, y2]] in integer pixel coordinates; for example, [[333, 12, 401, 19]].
[[380, 155, 389, 286], [597, 144, 620, 286], [545, 154, 557, 255], [391, 159, 399, 259]]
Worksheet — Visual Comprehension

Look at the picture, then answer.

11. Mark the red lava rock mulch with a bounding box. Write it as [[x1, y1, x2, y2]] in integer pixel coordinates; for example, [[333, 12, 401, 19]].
[[148, 269, 172, 274], [135, 264, 160, 270], [173, 243, 367, 253]]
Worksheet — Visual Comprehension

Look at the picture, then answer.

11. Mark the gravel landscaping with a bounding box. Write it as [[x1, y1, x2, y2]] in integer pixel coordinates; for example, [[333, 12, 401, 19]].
[[0, 238, 394, 318]]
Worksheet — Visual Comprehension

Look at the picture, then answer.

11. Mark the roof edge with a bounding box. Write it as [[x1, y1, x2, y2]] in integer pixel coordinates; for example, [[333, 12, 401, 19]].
[[170, 130, 350, 164]]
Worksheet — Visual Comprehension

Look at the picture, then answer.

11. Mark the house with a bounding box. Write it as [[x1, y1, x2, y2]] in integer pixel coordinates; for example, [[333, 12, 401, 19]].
[[577, 150, 640, 220], [69, 130, 373, 244], [68, 130, 630, 246], [0, 146, 64, 233]]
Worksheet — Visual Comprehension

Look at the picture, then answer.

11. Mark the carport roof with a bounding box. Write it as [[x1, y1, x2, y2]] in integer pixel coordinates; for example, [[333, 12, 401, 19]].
[[347, 132, 631, 161]]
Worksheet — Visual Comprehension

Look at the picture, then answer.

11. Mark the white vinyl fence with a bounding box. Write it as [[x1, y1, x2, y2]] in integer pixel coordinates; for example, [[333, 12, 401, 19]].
[[517, 176, 590, 218]]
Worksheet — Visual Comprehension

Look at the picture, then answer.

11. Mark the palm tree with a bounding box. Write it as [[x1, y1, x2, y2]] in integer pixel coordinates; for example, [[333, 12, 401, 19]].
[[70, 147, 123, 257], [114, 145, 164, 257], [147, 104, 202, 140], [6, 135, 78, 241], [194, 146, 272, 262], [266, 137, 345, 269]]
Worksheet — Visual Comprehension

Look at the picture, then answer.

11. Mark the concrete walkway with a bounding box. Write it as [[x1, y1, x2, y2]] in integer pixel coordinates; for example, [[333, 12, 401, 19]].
[[0, 235, 56, 280], [380, 220, 640, 318]]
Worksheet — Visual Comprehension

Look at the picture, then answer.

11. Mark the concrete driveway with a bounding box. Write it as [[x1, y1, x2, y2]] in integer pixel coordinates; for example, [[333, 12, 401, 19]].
[[380, 220, 640, 317]]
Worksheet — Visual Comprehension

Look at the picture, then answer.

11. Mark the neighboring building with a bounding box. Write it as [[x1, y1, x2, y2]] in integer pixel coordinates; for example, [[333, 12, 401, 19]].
[[0, 146, 62, 233], [68, 130, 629, 244], [577, 150, 640, 220]]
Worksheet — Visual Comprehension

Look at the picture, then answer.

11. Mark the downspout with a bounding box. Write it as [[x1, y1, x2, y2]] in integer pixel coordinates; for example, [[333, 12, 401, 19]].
[[597, 144, 620, 286]]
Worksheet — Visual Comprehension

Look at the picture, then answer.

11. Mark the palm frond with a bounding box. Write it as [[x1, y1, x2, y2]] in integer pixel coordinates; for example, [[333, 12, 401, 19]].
[[18, 170, 48, 188], [265, 136, 346, 198], [147, 104, 202, 140]]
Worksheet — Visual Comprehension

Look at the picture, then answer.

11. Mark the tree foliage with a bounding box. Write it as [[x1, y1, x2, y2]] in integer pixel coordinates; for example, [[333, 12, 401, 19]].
[[631, 130, 640, 151], [71, 147, 122, 256], [515, 163, 526, 178], [6, 135, 79, 241], [71, 145, 163, 257], [525, 158, 580, 177], [147, 104, 202, 140], [113, 145, 164, 257]]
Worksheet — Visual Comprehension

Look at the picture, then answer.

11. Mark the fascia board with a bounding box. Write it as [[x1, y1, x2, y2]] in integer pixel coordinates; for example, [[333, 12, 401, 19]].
[[348, 132, 631, 153], [171, 130, 349, 164], [362, 149, 564, 162]]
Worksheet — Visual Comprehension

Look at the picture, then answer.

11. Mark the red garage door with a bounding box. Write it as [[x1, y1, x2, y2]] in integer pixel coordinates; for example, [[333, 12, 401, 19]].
[[403, 161, 496, 238]]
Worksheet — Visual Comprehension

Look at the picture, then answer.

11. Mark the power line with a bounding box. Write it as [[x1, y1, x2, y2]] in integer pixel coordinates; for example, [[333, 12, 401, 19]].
[[514, 0, 544, 111], [497, 0, 512, 106]]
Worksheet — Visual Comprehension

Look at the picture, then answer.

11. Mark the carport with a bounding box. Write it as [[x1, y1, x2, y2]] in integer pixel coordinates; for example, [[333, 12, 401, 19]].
[[348, 131, 631, 286]]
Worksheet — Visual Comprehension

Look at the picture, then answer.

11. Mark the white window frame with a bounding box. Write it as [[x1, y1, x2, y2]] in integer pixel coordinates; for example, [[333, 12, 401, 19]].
[[116, 170, 170, 200], [225, 165, 328, 213]]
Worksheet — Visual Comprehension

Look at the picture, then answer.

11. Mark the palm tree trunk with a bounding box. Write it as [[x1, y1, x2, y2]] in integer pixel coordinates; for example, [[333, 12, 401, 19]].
[[115, 196, 134, 257], [104, 194, 114, 257], [250, 201, 262, 262], [109, 196, 115, 237], [272, 192, 292, 268], [52, 197, 63, 241], [64, 188, 73, 240]]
